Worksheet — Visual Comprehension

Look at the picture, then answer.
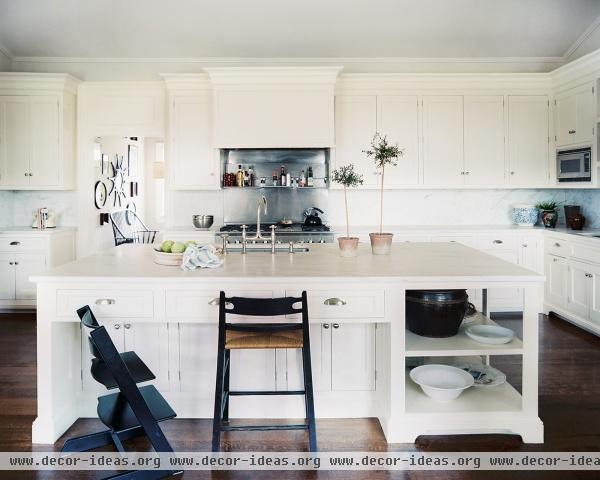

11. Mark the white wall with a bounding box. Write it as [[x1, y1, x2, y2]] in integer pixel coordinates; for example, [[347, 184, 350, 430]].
[[0, 191, 14, 226], [0, 48, 11, 72]]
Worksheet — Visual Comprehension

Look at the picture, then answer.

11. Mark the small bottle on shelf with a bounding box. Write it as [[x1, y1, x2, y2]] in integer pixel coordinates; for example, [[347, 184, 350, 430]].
[[280, 165, 286, 187], [248, 166, 254, 187], [299, 170, 306, 187], [306, 166, 314, 187], [236, 164, 244, 187], [272, 170, 278, 186], [286, 172, 291, 187]]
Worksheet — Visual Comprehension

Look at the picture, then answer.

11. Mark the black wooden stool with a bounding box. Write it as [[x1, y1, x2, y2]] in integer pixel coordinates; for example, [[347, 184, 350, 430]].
[[212, 291, 317, 452]]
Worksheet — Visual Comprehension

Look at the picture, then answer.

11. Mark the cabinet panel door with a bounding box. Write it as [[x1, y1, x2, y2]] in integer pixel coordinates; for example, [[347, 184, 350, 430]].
[[555, 94, 577, 147], [482, 249, 522, 311], [14, 253, 45, 300], [423, 96, 464, 185], [0, 96, 29, 187], [588, 265, 600, 326], [81, 320, 126, 393], [29, 96, 60, 187], [285, 322, 331, 392], [464, 96, 505, 185], [229, 349, 277, 391], [334, 96, 377, 188], [575, 86, 595, 145], [520, 235, 541, 273], [566, 261, 590, 320], [508, 96, 549, 186], [545, 254, 568, 309], [331, 323, 375, 391], [124, 323, 170, 391], [178, 323, 218, 394], [0, 253, 15, 300], [377, 96, 419, 186], [170, 96, 215, 189]]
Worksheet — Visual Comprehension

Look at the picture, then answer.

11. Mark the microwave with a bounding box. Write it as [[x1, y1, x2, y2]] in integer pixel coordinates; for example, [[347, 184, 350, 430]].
[[557, 147, 591, 182]]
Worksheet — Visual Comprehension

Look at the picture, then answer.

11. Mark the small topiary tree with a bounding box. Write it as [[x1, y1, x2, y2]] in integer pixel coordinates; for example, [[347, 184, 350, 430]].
[[331, 164, 364, 239]]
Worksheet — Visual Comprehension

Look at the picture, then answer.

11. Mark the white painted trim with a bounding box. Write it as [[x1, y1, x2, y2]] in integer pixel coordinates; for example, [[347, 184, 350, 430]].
[[563, 14, 600, 60], [206, 66, 342, 86], [0, 72, 80, 94], [0, 41, 14, 60], [550, 48, 600, 90]]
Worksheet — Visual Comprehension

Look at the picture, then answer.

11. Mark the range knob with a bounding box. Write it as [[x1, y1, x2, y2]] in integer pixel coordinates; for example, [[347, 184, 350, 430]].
[[308, 239, 314, 244], [251, 240, 256, 244], [319, 239, 325, 244]]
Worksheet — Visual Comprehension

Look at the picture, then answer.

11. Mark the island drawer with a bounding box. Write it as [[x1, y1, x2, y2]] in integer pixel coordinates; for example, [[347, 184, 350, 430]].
[[545, 236, 570, 257], [0, 236, 46, 252], [288, 289, 385, 320], [56, 290, 154, 319], [476, 234, 518, 251]]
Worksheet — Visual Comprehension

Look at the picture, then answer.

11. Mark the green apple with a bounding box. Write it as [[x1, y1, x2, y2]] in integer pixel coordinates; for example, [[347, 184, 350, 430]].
[[171, 242, 186, 254], [160, 240, 174, 253]]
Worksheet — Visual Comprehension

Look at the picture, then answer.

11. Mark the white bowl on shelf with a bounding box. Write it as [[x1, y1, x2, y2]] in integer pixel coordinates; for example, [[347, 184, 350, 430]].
[[409, 364, 474, 402], [465, 324, 514, 345]]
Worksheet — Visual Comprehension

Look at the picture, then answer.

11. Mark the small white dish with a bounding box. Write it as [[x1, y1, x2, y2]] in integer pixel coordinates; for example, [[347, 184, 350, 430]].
[[409, 364, 474, 402], [465, 324, 514, 345], [455, 363, 506, 388]]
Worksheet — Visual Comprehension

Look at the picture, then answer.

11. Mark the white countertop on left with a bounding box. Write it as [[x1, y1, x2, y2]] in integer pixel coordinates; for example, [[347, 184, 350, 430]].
[[0, 226, 76, 235]]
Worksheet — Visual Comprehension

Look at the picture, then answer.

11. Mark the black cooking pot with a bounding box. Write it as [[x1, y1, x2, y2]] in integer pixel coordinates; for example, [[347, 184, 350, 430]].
[[406, 289, 469, 338], [303, 207, 324, 227]]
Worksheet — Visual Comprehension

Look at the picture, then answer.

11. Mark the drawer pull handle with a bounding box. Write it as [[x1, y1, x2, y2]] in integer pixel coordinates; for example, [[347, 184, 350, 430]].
[[124, 323, 131, 329], [95, 299, 116, 305], [554, 242, 561, 247], [569, 130, 576, 134], [332, 323, 340, 329], [208, 298, 233, 307], [9, 241, 20, 246], [493, 240, 503, 244], [323, 323, 330, 329], [323, 298, 347, 306], [9, 262, 13, 265]]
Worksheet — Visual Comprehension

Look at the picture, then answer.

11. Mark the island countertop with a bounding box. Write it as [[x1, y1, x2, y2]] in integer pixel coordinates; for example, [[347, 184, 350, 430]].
[[33, 242, 543, 283]]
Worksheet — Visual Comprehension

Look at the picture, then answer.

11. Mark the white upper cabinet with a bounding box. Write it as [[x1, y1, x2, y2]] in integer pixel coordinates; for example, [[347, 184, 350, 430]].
[[555, 83, 595, 148], [507, 95, 549, 186], [464, 95, 505, 185], [377, 96, 419, 186], [0, 74, 78, 191], [207, 67, 339, 148], [422, 96, 464, 186], [334, 95, 377, 188], [169, 96, 216, 189]]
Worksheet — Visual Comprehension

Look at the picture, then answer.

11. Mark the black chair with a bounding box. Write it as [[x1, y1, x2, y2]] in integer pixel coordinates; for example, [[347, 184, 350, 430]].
[[110, 209, 158, 246], [62, 305, 181, 479], [212, 291, 316, 452]]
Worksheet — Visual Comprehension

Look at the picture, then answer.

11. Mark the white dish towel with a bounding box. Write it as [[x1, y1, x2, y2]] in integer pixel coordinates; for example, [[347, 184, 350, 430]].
[[181, 244, 223, 271]]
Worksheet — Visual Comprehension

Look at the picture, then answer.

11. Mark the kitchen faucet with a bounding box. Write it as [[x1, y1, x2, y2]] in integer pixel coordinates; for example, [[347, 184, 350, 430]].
[[244, 194, 276, 244]]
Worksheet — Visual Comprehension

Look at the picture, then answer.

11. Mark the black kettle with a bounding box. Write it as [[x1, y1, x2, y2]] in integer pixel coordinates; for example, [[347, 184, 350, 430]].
[[303, 207, 324, 227]]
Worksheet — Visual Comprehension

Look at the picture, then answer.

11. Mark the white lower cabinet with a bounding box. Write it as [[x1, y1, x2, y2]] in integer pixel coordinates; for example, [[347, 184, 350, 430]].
[[0, 253, 15, 300], [566, 260, 591, 319], [545, 253, 568, 310], [82, 321, 170, 393], [482, 249, 523, 311], [177, 323, 218, 394], [0, 252, 46, 301]]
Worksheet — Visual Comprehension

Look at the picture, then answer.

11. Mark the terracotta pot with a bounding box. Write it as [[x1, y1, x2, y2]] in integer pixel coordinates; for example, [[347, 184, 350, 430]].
[[369, 232, 393, 255], [338, 237, 359, 257], [541, 210, 558, 228]]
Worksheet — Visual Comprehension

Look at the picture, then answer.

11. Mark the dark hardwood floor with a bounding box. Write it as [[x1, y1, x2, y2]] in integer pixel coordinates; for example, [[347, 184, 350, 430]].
[[1, 311, 600, 479]]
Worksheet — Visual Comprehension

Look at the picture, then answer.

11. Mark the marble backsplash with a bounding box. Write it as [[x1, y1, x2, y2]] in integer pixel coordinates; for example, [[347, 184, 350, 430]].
[[8, 191, 78, 227], [0, 191, 14, 226]]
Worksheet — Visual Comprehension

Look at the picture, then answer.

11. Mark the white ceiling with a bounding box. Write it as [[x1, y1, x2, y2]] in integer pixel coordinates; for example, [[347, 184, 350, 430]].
[[1, 0, 600, 60]]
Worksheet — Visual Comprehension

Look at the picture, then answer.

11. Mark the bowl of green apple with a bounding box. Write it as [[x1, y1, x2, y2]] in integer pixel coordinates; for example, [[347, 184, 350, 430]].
[[153, 240, 196, 266]]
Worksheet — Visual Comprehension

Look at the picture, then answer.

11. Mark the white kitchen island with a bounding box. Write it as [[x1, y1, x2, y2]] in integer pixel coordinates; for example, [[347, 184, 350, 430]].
[[32, 242, 544, 445]]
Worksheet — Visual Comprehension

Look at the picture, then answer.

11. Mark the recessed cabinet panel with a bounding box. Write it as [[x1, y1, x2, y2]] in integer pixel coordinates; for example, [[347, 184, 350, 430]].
[[464, 96, 505, 185], [377, 96, 419, 186], [334, 96, 378, 188], [482, 249, 522, 311], [556, 84, 594, 147], [566, 261, 590, 319], [170, 96, 215, 189], [81, 320, 126, 393], [0, 96, 29, 187], [285, 322, 331, 392], [14, 253, 45, 300], [423, 96, 464, 185], [125, 322, 170, 391], [29, 96, 60, 187], [229, 349, 276, 391], [508, 96, 549, 186], [331, 323, 375, 391], [556, 94, 578, 147], [0, 253, 15, 300], [545, 254, 568, 309], [178, 323, 218, 394], [589, 266, 600, 326]]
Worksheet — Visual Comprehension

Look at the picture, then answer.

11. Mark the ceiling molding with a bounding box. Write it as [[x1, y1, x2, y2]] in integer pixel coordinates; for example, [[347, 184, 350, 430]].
[[10, 55, 565, 65], [562, 14, 600, 60], [0, 41, 14, 60]]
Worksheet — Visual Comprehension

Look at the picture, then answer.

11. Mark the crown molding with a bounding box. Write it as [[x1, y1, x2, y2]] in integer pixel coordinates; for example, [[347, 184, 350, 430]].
[[563, 14, 600, 61], [0, 72, 80, 94], [551, 48, 600, 90], [205, 66, 342, 87], [160, 73, 211, 92]]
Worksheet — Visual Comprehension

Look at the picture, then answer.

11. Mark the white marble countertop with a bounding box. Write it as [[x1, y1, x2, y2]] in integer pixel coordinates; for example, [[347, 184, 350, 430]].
[[0, 226, 76, 235], [33, 242, 543, 283]]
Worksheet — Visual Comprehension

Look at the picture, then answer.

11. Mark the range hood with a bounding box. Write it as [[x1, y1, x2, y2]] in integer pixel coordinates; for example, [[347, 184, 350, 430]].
[[206, 67, 342, 149]]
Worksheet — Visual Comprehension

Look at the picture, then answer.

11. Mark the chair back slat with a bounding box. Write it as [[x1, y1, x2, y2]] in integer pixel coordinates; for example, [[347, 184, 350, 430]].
[[77, 305, 100, 329], [225, 296, 303, 317]]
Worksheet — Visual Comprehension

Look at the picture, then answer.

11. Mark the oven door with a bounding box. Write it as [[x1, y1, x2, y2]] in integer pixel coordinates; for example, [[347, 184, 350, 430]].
[[557, 149, 590, 180]]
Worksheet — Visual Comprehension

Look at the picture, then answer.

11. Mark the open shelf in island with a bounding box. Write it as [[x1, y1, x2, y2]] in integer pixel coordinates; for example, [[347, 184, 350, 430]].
[[405, 313, 523, 357]]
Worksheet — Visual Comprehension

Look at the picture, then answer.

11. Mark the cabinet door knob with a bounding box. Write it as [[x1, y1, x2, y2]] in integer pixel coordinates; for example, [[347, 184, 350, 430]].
[[323, 297, 346, 306], [460, 171, 465, 175], [332, 323, 340, 329], [208, 297, 233, 307], [568, 130, 576, 134], [24, 173, 28, 177], [14, 262, 18, 265], [124, 323, 131, 329], [9, 262, 13, 265], [9, 241, 20, 246], [493, 239, 503, 244], [95, 298, 116, 305], [522, 244, 528, 247], [553, 258, 558, 262], [554, 242, 561, 247], [510, 171, 515, 175], [323, 323, 330, 329], [114, 324, 121, 330], [465, 171, 470, 175]]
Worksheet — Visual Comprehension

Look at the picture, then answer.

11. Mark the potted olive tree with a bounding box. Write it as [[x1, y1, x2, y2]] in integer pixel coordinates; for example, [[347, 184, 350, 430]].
[[331, 164, 364, 257], [363, 133, 403, 254]]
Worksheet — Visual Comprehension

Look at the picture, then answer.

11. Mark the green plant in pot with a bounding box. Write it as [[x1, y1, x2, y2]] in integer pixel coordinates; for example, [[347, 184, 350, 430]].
[[363, 133, 403, 254], [331, 164, 364, 257], [536, 201, 558, 228]]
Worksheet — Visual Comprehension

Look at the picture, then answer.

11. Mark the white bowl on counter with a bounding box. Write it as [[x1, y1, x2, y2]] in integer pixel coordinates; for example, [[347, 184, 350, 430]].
[[409, 364, 474, 402]]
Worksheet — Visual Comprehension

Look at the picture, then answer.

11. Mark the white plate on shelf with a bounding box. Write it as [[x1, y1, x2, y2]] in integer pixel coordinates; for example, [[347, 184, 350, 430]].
[[465, 324, 514, 345], [455, 363, 506, 388]]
